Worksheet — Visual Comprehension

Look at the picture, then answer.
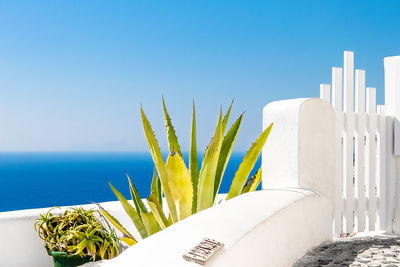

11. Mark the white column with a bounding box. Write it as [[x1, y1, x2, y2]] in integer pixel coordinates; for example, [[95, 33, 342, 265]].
[[262, 98, 335, 200]]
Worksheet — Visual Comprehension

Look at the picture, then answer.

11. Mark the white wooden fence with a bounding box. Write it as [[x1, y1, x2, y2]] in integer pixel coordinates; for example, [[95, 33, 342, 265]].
[[319, 51, 400, 236]]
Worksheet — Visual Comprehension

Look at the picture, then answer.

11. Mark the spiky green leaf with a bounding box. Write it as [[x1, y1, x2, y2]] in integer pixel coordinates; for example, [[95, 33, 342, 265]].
[[213, 113, 243, 200], [141, 212, 161, 235], [150, 168, 163, 208], [190, 101, 199, 214], [108, 181, 148, 239], [222, 99, 234, 134], [241, 168, 262, 194], [141, 107, 178, 223], [197, 110, 223, 212], [227, 123, 272, 200], [127, 172, 148, 218], [147, 193, 170, 229], [166, 151, 193, 220], [162, 97, 182, 156], [120, 236, 136, 246], [94, 203, 137, 245]]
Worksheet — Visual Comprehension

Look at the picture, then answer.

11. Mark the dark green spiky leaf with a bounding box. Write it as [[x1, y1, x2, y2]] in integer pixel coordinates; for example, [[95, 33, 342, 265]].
[[227, 123, 273, 200], [190, 101, 199, 214], [150, 168, 162, 208], [197, 110, 223, 212], [108, 181, 148, 239], [213, 113, 243, 200], [127, 172, 148, 218]]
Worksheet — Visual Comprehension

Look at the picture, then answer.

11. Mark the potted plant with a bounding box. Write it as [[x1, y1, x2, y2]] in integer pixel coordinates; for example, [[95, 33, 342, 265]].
[[35, 207, 120, 267]]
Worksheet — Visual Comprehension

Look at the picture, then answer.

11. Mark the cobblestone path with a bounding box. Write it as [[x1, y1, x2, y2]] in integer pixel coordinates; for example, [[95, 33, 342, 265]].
[[293, 236, 400, 267]]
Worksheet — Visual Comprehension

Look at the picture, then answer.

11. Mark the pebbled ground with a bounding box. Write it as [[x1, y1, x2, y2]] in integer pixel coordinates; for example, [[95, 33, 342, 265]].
[[293, 235, 400, 267]]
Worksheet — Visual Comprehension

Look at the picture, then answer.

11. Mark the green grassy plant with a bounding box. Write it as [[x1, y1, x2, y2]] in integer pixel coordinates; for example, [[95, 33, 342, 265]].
[[35, 207, 120, 261]]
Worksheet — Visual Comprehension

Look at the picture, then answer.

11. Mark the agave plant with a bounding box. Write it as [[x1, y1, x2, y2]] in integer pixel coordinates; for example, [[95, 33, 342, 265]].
[[104, 99, 273, 246], [35, 207, 120, 262]]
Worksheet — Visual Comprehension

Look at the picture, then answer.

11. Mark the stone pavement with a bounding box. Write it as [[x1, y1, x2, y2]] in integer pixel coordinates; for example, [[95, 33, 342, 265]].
[[293, 235, 400, 267]]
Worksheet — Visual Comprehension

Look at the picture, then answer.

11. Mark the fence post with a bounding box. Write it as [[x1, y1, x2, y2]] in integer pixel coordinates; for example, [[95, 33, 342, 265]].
[[262, 98, 335, 201], [384, 56, 400, 233]]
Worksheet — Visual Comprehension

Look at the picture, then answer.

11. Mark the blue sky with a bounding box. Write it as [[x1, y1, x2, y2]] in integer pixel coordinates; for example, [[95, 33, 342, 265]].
[[0, 1, 399, 152]]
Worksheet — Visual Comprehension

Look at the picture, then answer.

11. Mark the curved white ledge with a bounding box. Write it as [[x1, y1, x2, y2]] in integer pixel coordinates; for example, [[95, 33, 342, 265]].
[[93, 189, 332, 267], [0, 201, 138, 267]]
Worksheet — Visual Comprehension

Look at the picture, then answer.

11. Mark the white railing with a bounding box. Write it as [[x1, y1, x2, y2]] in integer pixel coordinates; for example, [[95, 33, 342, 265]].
[[319, 51, 400, 236]]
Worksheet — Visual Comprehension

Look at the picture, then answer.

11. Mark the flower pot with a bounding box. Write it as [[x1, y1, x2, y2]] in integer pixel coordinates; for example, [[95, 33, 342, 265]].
[[50, 251, 96, 267]]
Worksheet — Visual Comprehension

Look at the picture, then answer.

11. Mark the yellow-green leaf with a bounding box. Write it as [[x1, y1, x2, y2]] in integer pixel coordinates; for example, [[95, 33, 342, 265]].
[[162, 97, 182, 156], [141, 212, 161, 236], [108, 181, 148, 239], [127, 172, 148, 217], [213, 113, 243, 200], [166, 151, 193, 220], [120, 235, 137, 246], [141, 107, 178, 223], [222, 99, 234, 134], [147, 193, 170, 229], [190, 101, 199, 214], [197, 110, 223, 212], [227, 123, 273, 200], [248, 168, 262, 192], [241, 168, 262, 194], [95, 203, 137, 244], [150, 169, 163, 208]]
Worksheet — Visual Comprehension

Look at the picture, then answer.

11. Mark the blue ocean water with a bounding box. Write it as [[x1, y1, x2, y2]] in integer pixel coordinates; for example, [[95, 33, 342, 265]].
[[0, 152, 260, 212]]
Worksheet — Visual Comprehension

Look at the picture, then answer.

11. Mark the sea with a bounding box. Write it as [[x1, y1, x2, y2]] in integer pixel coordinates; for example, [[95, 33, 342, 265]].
[[0, 152, 261, 212]]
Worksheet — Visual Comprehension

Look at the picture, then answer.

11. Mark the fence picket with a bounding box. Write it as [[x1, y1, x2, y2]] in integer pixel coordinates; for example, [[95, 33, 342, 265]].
[[320, 84, 331, 102], [332, 67, 344, 236], [377, 105, 387, 231], [355, 69, 366, 232], [344, 51, 355, 233], [367, 87, 377, 231]]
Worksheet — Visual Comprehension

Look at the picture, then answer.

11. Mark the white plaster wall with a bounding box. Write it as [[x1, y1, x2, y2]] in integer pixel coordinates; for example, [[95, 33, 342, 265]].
[[0, 195, 228, 267], [87, 189, 332, 267], [0, 97, 336, 267], [0, 201, 137, 267]]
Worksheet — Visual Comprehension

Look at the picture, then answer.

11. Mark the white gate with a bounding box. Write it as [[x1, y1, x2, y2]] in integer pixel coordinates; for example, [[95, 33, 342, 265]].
[[318, 51, 399, 236]]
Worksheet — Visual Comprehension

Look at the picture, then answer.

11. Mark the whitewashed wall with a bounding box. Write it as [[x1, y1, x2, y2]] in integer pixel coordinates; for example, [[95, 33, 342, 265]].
[[91, 190, 332, 267], [90, 97, 336, 267], [0, 201, 138, 267]]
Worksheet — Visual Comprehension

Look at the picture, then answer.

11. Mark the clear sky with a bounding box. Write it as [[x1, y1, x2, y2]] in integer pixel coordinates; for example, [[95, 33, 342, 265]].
[[0, 1, 399, 152]]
